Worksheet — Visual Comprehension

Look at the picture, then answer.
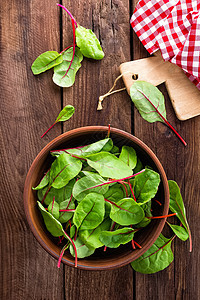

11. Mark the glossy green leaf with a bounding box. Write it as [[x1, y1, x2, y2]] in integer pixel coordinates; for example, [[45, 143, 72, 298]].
[[31, 51, 63, 75], [133, 158, 143, 174], [37, 179, 75, 205], [69, 237, 95, 258], [73, 193, 105, 230], [32, 170, 50, 190], [72, 173, 109, 202], [130, 81, 166, 123], [53, 47, 83, 87], [131, 234, 174, 274], [168, 180, 191, 245], [58, 199, 75, 223], [104, 184, 124, 203], [87, 152, 133, 179], [119, 146, 137, 169], [79, 217, 111, 249], [50, 153, 82, 189], [167, 223, 189, 241], [55, 105, 75, 123], [51, 138, 113, 158], [75, 25, 104, 60], [134, 168, 160, 204], [38, 202, 63, 237], [109, 198, 144, 225], [99, 227, 135, 248], [48, 200, 60, 219]]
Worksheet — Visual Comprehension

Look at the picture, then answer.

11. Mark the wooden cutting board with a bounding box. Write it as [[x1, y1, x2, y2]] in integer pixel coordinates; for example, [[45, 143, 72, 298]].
[[119, 51, 200, 120]]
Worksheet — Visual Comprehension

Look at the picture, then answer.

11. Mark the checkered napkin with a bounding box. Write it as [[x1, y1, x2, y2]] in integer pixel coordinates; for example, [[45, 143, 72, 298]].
[[130, 0, 200, 89]]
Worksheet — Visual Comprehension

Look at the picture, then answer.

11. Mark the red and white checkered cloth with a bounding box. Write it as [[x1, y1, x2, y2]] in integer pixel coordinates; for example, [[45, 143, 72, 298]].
[[130, 0, 200, 89]]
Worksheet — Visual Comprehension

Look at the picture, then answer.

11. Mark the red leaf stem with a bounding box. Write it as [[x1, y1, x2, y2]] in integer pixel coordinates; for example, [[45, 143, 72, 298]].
[[128, 179, 137, 201], [63, 230, 78, 267], [57, 244, 69, 268], [138, 89, 187, 146], [59, 209, 76, 212], [132, 240, 142, 249], [56, 3, 78, 27], [147, 212, 177, 219]]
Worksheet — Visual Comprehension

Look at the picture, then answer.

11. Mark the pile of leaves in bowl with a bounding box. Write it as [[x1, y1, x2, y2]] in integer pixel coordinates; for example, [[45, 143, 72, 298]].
[[33, 136, 191, 273]]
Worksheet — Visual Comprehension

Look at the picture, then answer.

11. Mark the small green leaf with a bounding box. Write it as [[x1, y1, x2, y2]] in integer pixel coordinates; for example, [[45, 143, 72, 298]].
[[58, 199, 75, 223], [32, 170, 50, 190], [73, 193, 105, 230], [69, 237, 95, 258], [167, 223, 189, 241], [48, 200, 60, 219], [75, 25, 104, 60], [38, 202, 64, 237], [53, 47, 83, 87], [134, 168, 160, 204], [72, 172, 109, 202], [99, 227, 135, 248], [119, 146, 137, 169], [86, 152, 133, 179], [130, 81, 167, 123], [31, 51, 63, 75], [50, 153, 82, 189], [55, 105, 75, 123], [109, 198, 144, 225], [104, 184, 124, 203], [131, 234, 174, 274]]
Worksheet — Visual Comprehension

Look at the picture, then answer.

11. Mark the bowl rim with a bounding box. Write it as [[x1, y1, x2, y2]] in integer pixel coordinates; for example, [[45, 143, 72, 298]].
[[23, 125, 169, 270]]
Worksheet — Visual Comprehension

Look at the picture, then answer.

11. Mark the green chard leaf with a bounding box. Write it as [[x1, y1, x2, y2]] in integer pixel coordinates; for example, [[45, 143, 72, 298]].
[[73, 193, 105, 230], [133, 158, 143, 174], [131, 234, 174, 274], [119, 146, 137, 169], [134, 168, 160, 204], [55, 105, 75, 123], [75, 25, 104, 60], [99, 227, 135, 248], [53, 47, 83, 87], [69, 237, 95, 258], [58, 199, 75, 223], [49, 153, 82, 189], [48, 200, 60, 219], [86, 152, 133, 179], [130, 81, 166, 123], [72, 172, 109, 202], [167, 223, 189, 241], [109, 198, 144, 226], [31, 51, 63, 75], [104, 184, 124, 203], [79, 217, 111, 249], [38, 202, 64, 237], [51, 138, 113, 158], [32, 170, 50, 190], [168, 180, 192, 250]]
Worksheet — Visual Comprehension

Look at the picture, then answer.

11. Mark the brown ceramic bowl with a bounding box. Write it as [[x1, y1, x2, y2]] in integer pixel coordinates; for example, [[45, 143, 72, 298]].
[[24, 126, 169, 270]]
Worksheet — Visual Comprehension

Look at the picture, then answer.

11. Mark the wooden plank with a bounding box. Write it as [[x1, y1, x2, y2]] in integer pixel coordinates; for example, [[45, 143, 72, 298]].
[[61, 0, 134, 299], [0, 1, 64, 299]]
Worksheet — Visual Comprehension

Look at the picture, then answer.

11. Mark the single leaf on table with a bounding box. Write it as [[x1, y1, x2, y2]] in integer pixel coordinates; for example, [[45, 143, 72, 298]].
[[50, 153, 82, 189], [69, 237, 95, 258], [99, 227, 135, 248], [168, 180, 192, 250], [58, 199, 75, 223], [53, 47, 83, 87], [134, 168, 160, 204], [131, 234, 174, 274], [167, 223, 189, 241], [75, 25, 104, 60], [37, 179, 75, 205], [130, 81, 187, 146], [119, 146, 137, 169], [51, 138, 113, 158], [32, 170, 50, 190], [72, 172, 109, 202], [86, 152, 133, 179], [31, 51, 63, 75], [109, 198, 144, 226], [79, 217, 111, 249], [48, 200, 60, 219], [38, 202, 64, 237], [73, 193, 105, 230]]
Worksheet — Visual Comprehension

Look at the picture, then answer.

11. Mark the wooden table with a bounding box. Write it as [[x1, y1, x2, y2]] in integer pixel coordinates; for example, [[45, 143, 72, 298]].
[[1, 1, 200, 299]]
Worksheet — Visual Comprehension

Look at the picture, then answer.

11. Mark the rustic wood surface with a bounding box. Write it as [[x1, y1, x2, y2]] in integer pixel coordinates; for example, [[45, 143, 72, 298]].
[[0, 0, 199, 299]]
